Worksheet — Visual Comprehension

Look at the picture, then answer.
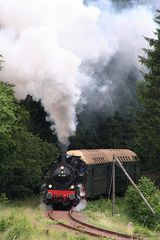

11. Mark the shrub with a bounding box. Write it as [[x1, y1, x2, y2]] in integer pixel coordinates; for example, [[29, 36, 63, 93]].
[[134, 225, 153, 237], [125, 177, 160, 228], [86, 197, 111, 213], [0, 193, 9, 206], [0, 211, 33, 240]]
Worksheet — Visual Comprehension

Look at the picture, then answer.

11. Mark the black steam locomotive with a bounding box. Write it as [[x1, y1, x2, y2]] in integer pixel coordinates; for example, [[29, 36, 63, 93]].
[[43, 153, 87, 207], [42, 149, 139, 207]]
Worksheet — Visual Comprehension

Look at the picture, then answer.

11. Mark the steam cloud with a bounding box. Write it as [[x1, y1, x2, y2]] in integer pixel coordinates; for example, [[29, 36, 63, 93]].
[[0, 0, 158, 145], [73, 199, 87, 212]]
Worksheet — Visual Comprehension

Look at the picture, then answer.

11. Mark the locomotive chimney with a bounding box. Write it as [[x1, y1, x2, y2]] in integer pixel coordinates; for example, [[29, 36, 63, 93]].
[[59, 143, 67, 163], [61, 151, 66, 163]]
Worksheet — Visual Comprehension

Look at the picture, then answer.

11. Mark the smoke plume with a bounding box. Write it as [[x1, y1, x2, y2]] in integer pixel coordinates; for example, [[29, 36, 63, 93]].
[[0, 0, 158, 145], [73, 199, 87, 212]]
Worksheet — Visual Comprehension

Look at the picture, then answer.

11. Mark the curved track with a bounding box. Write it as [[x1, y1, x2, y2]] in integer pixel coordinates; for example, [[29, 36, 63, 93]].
[[48, 210, 142, 240]]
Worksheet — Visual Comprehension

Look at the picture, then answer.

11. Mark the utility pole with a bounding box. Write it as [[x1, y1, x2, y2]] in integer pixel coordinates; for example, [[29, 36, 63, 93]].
[[112, 157, 115, 216], [114, 156, 156, 216]]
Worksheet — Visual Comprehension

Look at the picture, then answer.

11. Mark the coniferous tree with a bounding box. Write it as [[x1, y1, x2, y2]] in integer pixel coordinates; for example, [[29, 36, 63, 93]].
[[136, 11, 160, 169]]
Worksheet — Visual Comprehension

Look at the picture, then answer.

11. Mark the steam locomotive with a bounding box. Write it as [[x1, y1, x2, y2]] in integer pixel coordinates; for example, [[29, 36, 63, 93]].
[[42, 149, 139, 207], [42, 153, 87, 207]]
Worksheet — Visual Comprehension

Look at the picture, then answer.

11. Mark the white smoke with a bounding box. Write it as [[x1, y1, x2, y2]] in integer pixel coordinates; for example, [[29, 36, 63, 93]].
[[73, 198, 87, 212], [72, 183, 87, 212], [0, 0, 158, 144]]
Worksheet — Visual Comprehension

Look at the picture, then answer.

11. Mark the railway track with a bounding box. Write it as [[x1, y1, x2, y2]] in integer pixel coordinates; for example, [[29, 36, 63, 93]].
[[48, 210, 142, 240]]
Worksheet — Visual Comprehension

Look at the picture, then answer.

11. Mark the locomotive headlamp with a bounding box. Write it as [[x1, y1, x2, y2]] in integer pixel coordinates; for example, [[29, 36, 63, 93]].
[[70, 185, 74, 189], [60, 166, 64, 170], [48, 184, 52, 189]]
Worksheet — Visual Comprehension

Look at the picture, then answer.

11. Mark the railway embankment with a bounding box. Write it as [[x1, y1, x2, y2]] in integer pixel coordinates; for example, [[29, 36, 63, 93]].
[[0, 196, 160, 240]]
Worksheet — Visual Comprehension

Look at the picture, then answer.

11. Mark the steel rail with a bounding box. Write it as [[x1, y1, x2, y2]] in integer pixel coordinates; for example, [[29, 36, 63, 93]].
[[48, 210, 142, 240], [48, 210, 105, 238], [69, 210, 142, 240]]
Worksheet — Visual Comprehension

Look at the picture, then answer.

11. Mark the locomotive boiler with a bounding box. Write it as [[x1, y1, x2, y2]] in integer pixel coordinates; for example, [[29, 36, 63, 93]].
[[42, 149, 139, 207]]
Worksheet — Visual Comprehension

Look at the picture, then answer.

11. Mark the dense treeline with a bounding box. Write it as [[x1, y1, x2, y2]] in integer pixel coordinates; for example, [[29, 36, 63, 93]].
[[135, 12, 160, 169], [0, 73, 58, 199], [69, 108, 137, 150]]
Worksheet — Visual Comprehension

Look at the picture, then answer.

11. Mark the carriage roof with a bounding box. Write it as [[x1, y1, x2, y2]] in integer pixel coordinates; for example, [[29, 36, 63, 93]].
[[67, 149, 137, 165]]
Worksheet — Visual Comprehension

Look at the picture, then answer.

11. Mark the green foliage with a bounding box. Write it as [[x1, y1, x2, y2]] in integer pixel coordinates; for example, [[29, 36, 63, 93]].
[[69, 235, 90, 240], [0, 82, 28, 137], [135, 12, 160, 169], [0, 201, 93, 240], [0, 212, 32, 240], [0, 129, 58, 199], [0, 194, 9, 206], [133, 225, 153, 237], [125, 177, 160, 228], [69, 109, 137, 150], [85, 198, 111, 214], [22, 96, 58, 144], [0, 82, 58, 199]]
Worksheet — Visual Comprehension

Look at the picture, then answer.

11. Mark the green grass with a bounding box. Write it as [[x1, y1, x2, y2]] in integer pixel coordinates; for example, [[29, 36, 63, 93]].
[[0, 196, 160, 240], [84, 197, 160, 240], [0, 197, 104, 240]]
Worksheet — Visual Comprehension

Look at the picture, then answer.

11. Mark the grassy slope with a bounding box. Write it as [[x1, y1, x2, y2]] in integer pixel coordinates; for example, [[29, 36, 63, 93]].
[[84, 198, 160, 240], [0, 197, 93, 240], [0, 197, 159, 240]]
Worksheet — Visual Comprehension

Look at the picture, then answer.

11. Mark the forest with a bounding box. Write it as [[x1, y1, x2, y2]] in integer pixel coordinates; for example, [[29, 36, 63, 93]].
[[0, 0, 160, 201]]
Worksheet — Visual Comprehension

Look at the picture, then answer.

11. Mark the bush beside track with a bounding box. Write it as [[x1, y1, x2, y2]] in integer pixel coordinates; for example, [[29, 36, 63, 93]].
[[84, 194, 160, 239]]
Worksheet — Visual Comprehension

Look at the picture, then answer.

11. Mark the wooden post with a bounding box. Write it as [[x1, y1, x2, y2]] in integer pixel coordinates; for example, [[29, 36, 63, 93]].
[[112, 158, 115, 216], [114, 156, 156, 216]]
